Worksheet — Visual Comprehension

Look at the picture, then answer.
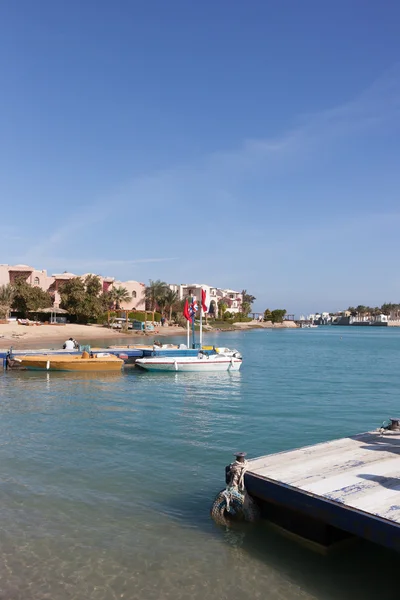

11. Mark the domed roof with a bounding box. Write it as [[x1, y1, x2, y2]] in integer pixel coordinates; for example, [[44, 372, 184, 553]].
[[9, 264, 34, 270]]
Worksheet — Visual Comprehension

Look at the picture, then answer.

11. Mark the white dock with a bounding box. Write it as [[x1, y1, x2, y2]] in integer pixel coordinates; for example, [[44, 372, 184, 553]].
[[244, 429, 400, 551]]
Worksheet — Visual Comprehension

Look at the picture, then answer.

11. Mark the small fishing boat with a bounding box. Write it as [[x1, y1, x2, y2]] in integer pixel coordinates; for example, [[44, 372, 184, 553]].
[[135, 351, 242, 372], [15, 351, 124, 372]]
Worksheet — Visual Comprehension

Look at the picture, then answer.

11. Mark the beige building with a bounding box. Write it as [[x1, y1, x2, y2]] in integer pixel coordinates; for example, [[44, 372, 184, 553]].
[[169, 282, 243, 316], [0, 264, 145, 311]]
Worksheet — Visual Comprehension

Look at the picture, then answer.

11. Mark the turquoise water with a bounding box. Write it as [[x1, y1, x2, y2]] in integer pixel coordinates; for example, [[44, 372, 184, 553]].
[[0, 327, 399, 599]]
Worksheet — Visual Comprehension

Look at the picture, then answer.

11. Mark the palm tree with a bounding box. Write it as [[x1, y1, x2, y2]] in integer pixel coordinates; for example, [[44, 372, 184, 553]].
[[356, 305, 367, 321], [241, 289, 256, 313], [0, 284, 15, 319], [380, 303, 393, 317], [157, 296, 168, 317], [164, 289, 179, 321], [144, 279, 168, 311], [111, 286, 131, 310]]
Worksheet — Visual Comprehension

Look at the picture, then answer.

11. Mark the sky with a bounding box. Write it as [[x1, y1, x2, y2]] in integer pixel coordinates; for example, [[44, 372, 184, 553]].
[[1, 1, 400, 315]]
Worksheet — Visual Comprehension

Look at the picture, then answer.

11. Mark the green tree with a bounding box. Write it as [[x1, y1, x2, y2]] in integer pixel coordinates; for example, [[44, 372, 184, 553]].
[[171, 299, 187, 327], [241, 289, 256, 313], [144, 279, 168, 311], [241, 302, 251, 316], [85, 274, 102, 297], [381, 303, 397, 317], [0, 284, 14, 319], [355, 305, 367, 320], [59, 278, 86, 316], [60, 275, 106, 323], [11, 277, 52, 317], [218, 300, 227, 317], [264, 308, 273, 322], [270, 309, 287, 323], [156, 295, 168, 317], [164, 289, 179, 321], [101, 289, 115, 311], [111, 286, 131, 310]]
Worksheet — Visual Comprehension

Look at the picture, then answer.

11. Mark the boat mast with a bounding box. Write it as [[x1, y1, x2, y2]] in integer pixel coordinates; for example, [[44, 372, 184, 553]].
[[191, 295, 196, 349], [199, 293, 203, 348]]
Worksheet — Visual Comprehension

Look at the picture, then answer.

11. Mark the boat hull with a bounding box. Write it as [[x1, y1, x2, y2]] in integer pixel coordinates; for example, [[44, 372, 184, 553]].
[[17, 354, 123, 372], [135, 357, 242, 372]]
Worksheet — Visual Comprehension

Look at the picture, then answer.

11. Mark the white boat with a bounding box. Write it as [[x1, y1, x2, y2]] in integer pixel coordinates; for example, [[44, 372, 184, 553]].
[[135, 352, 242, 372]]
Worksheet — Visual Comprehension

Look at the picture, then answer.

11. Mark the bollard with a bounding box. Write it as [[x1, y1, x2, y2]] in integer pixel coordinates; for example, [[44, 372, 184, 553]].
[[234, 452, 247, 463]]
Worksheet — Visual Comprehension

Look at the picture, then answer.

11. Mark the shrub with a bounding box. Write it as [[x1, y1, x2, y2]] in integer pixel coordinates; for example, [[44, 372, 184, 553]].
[[128, 311, 161, 322], [233, 313, 252, 323], [97, 311, 161, 324]]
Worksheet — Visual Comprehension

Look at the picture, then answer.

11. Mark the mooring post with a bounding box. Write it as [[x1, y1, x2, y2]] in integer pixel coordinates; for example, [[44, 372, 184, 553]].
[[226, 452, 247, 485], [235, 452, 247, 463]]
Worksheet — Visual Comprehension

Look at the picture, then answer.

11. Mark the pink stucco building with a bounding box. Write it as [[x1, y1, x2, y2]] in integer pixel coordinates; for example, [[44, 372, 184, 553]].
[[0, 264, 145, 311], [0, 264, 54, 291]]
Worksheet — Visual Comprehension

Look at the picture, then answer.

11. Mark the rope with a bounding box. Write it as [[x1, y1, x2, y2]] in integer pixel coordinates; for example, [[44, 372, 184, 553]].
[[228, 459, 248, 492], [222, 489, 231, 512], [210, 458, 259, 525]]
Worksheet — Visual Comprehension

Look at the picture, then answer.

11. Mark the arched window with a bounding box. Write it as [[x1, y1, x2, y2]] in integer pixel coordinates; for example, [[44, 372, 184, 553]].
[[34, 277, 40, 285], [132, 291, 137, 298]]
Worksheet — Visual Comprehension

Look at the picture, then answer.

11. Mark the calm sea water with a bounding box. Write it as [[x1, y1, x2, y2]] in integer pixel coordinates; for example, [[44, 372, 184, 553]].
[[0, 327, 399, 600]]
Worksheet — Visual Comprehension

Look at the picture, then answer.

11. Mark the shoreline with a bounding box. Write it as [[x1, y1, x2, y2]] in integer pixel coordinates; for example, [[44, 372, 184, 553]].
[[0, 321, 298, 350]]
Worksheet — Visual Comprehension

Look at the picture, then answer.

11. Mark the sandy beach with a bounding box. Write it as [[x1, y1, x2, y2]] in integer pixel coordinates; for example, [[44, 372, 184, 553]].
[[0, 320, 298, 350], [0, 322, 187, 349]]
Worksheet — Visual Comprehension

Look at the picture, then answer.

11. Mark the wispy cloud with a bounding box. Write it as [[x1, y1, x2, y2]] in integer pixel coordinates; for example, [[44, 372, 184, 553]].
[[22, 63, 400, 264], [43, 257, 178, 272]]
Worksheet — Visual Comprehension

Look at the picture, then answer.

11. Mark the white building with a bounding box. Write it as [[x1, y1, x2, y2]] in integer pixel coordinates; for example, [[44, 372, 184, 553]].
[[306, 312, 333, 324], [169, 283, 243, 316], [374, 314, 388, 323]]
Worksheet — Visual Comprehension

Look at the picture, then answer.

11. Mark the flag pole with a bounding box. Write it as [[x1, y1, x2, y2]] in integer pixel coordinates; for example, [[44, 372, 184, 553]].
[[191, 296, 196, 348], [199, 301, 203, 348], [186, 318, 190, 348]]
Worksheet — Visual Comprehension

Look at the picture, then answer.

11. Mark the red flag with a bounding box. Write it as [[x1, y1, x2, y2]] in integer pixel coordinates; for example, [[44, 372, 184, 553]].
[[183, 298, 191, 322], [201, 289, 208, 313]]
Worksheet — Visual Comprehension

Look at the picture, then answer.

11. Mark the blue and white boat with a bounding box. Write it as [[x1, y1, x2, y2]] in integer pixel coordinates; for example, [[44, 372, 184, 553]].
[[136, 351, 242, 372]]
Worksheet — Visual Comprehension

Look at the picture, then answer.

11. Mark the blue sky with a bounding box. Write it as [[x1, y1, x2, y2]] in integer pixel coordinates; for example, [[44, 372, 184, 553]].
[[1, 1, 400, 315]]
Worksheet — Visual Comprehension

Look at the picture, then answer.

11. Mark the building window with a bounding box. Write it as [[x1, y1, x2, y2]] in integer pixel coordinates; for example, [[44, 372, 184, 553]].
[[34, 277, 40, 285], [132, 291, 137, 298]]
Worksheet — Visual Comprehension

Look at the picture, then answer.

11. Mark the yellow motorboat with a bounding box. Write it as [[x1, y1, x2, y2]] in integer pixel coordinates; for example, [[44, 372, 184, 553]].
[[16, 351, 124, 372], [105, 345, 154, 350]]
